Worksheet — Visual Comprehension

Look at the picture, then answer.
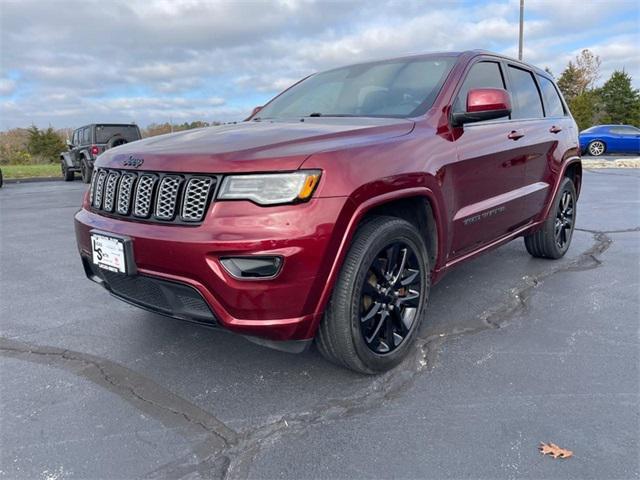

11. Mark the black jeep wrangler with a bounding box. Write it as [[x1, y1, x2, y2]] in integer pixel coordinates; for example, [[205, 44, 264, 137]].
[[60, 123, 142, 182]]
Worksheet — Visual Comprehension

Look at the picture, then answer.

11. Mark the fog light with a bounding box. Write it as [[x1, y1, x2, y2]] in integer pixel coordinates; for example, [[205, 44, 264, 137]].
[[220, 256, 283, 279]]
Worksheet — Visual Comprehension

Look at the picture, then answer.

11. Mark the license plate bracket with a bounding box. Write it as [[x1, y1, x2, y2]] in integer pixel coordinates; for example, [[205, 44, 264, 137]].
[[90, 230, 137, 275]]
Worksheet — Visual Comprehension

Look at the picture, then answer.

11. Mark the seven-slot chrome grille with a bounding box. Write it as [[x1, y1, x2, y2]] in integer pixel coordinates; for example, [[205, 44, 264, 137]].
[[89, 168, 218, 224]]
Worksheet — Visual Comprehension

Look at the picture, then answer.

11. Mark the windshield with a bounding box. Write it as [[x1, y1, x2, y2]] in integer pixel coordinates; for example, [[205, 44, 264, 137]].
[[256, 56, 456, 120], [95, 125, 141, 143]]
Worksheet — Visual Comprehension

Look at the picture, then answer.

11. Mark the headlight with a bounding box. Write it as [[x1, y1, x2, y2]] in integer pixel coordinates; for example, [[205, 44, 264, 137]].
[[218, 170, 321, 205]]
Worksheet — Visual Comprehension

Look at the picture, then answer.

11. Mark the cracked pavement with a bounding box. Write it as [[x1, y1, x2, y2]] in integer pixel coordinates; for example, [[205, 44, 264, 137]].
[[1, 169, 638, 479]]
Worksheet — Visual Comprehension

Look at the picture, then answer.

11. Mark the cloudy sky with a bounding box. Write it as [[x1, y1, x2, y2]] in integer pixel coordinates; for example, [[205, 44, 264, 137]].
[[1, 0, 638, 130]]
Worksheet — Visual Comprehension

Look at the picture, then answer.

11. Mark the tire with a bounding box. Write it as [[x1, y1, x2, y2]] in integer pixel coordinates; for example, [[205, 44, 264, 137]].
[[61, 161, 74, 181], [80, 158, 92, 184], [108, 136, 127, 148], [524, 177, 577, 259], [316, 216, 430, 374], [588, 140, 606, 156]]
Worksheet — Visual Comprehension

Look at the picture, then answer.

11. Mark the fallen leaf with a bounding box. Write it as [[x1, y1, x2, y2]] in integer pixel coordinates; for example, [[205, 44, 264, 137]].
[[539, 442, 573, 459]]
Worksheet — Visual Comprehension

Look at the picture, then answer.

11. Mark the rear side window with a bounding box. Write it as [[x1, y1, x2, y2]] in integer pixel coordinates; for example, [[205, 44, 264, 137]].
[[537, 75, 565, 117], [454, 61, 505, 113], [507, 66, 544, 119], [82, 127, 91, 144], [610, 126, 640, 135]]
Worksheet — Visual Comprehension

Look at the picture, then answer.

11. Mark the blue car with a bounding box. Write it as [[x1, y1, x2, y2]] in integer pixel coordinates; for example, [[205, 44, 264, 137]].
[[579, 124, 640, 156]]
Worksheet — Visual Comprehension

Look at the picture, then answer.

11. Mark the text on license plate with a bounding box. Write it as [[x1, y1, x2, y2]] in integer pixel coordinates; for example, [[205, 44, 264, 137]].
[[91, 234, 126, 273]]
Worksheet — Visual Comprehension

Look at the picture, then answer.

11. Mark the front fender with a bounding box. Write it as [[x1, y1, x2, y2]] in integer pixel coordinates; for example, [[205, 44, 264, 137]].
[[305, 178, 448, 328], [60, 152, 75, 168]]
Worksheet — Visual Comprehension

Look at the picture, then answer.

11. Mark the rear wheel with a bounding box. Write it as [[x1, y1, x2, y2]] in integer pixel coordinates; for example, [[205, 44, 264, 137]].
[[524, 177, 577, 259], [588, 140, 605, 156], [80, 158, 92, 184], [316, 216, 430, 374], [61, 161, 74, 181]]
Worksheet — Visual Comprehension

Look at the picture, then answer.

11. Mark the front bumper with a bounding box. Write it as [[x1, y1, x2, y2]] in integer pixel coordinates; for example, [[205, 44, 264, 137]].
[[75, 196, 351, 342]]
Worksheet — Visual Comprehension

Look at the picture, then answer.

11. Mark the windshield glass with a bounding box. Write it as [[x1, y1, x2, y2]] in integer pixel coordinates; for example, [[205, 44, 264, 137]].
[[256, 56, 456, 120], [95, 125, 141, 143]]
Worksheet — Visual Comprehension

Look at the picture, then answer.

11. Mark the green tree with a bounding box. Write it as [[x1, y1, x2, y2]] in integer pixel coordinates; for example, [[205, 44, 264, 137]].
[[569, 91, 600, 131], [557, 61, 582, 102], [599, 70, 640, 126], [27, 126, 66, 163]]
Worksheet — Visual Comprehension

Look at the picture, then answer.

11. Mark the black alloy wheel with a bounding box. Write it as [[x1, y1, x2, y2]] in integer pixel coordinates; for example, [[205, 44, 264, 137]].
[[524, 177, 577, 259], [359, 242, 422, 354], [316, 216, 430, 374], [554, 189, 574, 250]]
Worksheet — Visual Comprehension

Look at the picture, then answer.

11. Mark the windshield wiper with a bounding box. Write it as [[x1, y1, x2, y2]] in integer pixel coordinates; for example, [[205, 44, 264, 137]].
[[306, 113, 357, 118]]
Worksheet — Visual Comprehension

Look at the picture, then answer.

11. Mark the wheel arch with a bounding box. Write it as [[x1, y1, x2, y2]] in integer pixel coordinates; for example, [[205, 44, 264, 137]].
[[60, 152, 75, 168], [563, 160, 582, 198], [310, 186, 448, 324]]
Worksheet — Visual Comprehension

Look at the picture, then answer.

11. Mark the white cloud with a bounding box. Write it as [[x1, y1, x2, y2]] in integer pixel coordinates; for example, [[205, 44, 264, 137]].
[[0, 79, 16, 96], [0, 0, 638, 129]]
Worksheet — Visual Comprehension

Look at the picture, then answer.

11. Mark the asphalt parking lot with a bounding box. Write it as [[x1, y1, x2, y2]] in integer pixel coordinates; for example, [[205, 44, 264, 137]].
[[1, 169, 638, 479]]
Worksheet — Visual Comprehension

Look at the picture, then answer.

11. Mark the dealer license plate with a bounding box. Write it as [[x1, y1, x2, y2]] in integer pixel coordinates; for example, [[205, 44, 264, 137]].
[[91, 233, 127, 273]]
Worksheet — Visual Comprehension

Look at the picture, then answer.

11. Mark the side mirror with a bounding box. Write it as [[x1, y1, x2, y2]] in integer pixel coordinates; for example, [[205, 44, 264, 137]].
[[452, 88, 511, 127], [245, 105, 263, 121], [66, 139, 74, 148]]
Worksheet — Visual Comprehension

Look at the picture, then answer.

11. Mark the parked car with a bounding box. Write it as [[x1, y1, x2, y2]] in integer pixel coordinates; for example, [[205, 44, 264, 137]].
[[61, 123, 141, 183], [579, 124, 640, 156], [75, 50, 581, 374]]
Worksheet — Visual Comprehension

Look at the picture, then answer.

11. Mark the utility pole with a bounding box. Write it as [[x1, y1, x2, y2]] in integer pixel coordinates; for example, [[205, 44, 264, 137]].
[[518, 0, 524, 60]]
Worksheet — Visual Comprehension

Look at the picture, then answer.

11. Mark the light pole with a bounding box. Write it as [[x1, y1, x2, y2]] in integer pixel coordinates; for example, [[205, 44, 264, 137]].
[[518, 0, 524, 60]]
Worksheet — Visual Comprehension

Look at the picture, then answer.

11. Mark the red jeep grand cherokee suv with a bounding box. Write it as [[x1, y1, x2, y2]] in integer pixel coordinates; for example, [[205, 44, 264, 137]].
[[75, 50, 581, 374]]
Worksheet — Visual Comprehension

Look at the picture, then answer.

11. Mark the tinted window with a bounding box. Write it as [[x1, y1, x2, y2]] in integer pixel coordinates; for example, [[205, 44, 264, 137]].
[[454, 61, 505, 113], [537, 75, 565, 117], [610, 126, 639, 135], [256, 56, 456, 119], [508, 66, 544, 119], [82, 127, 91, 144], [95, 125, 141, 143]]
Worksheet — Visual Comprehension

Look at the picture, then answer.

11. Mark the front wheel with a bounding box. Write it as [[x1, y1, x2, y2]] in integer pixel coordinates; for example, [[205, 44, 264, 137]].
[[316, 216, 430, 374], [61, 161, 74, 181], [588, 140, 606, 156], [524, 177, 577, 259]]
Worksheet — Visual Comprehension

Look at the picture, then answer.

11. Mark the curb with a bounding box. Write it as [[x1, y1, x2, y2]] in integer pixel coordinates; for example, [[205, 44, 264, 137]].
[[4, 176, 63, 184], [582, 158, 640, 168]]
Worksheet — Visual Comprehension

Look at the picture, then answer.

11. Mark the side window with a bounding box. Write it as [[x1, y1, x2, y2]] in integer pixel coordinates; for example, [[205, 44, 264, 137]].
[[454, 61, 506, 113], [611, 126, 639, 135], [73, 130, 79, 145], [507, 66, 544, 119], [82, 127, 90, 145], [537, 75, 565, 117]]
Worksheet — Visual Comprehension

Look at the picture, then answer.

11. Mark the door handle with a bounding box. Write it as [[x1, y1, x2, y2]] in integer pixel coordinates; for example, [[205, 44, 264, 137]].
[[549, 125, 563, 134], [508, 130, 525, 140]]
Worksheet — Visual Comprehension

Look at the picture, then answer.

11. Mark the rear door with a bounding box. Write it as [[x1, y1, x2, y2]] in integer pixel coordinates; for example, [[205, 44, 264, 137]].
[[448, 59, 538, 258], [503, 65, 567, 223], [521, 72, 577, 217]]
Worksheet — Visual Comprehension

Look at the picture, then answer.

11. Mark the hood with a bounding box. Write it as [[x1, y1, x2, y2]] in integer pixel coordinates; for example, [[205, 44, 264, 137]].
[[97, 117, 415, 173]]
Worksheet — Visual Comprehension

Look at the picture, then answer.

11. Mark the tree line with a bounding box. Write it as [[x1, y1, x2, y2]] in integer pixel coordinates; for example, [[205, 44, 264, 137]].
[[0, 121, 222, 166]]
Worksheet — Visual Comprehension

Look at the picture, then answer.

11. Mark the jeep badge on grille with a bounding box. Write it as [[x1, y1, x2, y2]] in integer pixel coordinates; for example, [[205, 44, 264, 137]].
[[122, 156, 144, 168]]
